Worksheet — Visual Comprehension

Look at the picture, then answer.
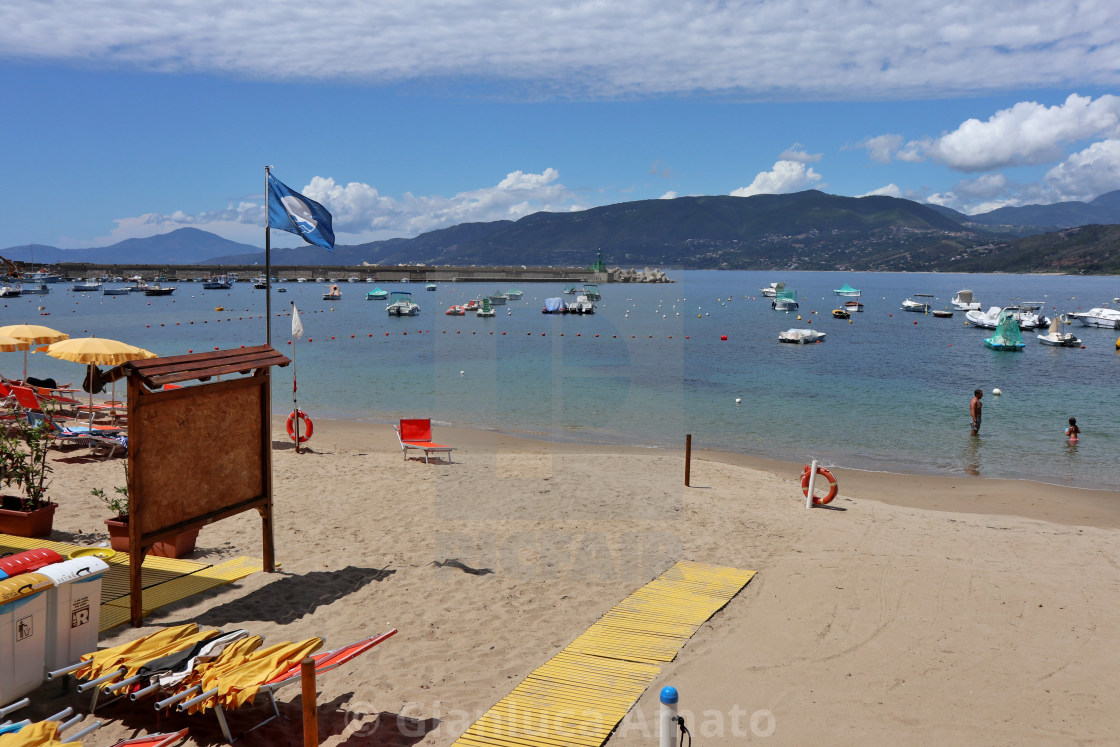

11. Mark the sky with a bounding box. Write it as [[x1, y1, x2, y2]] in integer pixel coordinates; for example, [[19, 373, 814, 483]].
[[2, 0, 1119, 251]]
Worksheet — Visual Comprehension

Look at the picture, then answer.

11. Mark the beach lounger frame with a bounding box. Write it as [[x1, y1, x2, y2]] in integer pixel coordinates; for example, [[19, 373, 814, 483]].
[[394, 418, 456, 464], [153, 630, 397, 744]]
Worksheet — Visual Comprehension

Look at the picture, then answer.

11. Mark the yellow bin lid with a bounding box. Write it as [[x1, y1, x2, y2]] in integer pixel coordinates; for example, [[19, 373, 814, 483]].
[[0, 572, 54, 606]]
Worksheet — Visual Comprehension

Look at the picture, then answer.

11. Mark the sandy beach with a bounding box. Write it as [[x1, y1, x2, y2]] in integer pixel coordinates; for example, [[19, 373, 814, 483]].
[[21, 417, 1120, 745]]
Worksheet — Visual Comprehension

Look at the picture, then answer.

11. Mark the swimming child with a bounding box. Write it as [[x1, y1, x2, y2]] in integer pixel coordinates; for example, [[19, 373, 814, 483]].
[[1065, 417, 1080, 442]]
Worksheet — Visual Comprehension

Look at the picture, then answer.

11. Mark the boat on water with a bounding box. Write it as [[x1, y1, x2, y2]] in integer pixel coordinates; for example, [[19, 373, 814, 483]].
[[322, 284, 342, 301], [563, 284, 580, 295], [425, 283, 437, 292], [102, 287, 129, 296], [582, 283, 601, 301], [968, 304, 1046, 330], [843, 300, 864, 313], [445, 305, 466, 316], [932, 308, 954, 318], [144, 284, 176, 296], [1067, 307, 1120, 329], [72, 280, 102, 292], [27, 269, 63, 283], [834, 283, 861, 297], [779, 328, 826, 344], [464, 299, 481, 311], [542, 297, 567, 314], [983, 310, 1025, 351], [277, 286, 287, 293], [348, 277, 362, 283], [366, 287, 388, 300], [0, 285, 22, 298], [202, 276, 232, 290], [488, 292, 507, 305], [566, 294, 595, 314], [505, 288, 524, 300], [386, 290, 420, 316], [476, 297, 496, 317], [951, 289, 981, 311], [127, 276, 149, 292], [760, 282, 786, 298], [1038, 316, 1082, 347], [771, 288, 798, 311], [253, 277, 268, 289], [901, 294, 934, 312], [831, 309, 850, 319], [20, 282, 49, 295], [965, 306, 1003, 329]]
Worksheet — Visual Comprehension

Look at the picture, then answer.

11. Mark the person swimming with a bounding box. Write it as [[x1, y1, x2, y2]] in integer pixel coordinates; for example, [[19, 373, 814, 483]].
[[1065, 417, 1080, 442]]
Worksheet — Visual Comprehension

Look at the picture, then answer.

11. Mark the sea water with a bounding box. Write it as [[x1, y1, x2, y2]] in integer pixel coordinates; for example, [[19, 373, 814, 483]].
[[7, 271, 1118, 489]]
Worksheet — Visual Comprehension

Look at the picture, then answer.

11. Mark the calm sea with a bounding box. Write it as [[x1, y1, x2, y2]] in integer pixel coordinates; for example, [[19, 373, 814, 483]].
[[8, 271, 1119, 489]]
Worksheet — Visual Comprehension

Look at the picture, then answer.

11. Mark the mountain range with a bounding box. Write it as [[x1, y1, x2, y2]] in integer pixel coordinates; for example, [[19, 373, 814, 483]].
[[5, 189, 1120, 274]]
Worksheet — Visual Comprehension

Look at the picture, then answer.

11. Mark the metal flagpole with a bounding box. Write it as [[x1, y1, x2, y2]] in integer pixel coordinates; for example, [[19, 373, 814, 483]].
[[292, 301, 300, 454], [265, 165, 273, 347]]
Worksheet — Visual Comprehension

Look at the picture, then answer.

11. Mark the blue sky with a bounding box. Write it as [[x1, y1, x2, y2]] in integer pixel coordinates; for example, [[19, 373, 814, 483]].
[[2, 0, 1119, 250]]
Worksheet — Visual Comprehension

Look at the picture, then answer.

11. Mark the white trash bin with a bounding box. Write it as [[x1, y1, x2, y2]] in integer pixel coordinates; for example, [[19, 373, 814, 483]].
[[0, 572, 54, 704], [37, 557, 110, 672]]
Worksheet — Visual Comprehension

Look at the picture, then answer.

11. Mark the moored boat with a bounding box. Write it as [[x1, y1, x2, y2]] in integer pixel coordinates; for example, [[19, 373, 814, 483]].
[[831, 309, 850, 319], [1038, 316, 1082, 347], [144, 284, 176, 296], [779, 328, 826, 344], [566, 295, 595, 314], [102, 287, 129, 296], [834, 283, 861, 297], [1067, 307, 1120, 329], [843, 300, 864, 313], [931, 308, 954, 318], [322, 284, 342, 300], [582, 283, 601, 301], [760, 281, 785, 298], [72, 280, 102, 292], [771, 288, 798, 311], [386, 290, 420, 316], [542, 297, 567, 314], [901, 294, 934, 312], [366, 287, 388, 300], [504, 288, 524, 300], [445, 305, 466, 316], [951, 289, 981, 311]]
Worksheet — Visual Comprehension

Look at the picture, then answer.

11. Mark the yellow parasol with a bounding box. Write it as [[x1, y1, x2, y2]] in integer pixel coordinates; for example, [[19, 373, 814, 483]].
[[0, 324, 69, 379], [46, 336, 158, 428], [0, 333, 31, 383]]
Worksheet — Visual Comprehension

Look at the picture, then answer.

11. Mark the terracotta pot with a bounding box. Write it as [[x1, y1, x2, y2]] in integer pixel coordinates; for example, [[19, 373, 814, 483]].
[[104, 517, 200, 558], [0, 497, 57, 538]]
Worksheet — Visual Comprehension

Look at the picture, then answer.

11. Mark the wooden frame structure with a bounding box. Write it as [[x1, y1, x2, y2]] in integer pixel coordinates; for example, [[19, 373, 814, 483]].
[[110, 345, 290, 626]]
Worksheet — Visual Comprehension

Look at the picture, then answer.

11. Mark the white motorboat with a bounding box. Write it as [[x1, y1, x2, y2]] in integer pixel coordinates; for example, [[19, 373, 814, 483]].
[[760, 281, 786, 298], [965, 306, 1004, 329], [72, 280, 102, 292], [582, 283, 601, 301], [779, 328, 826, 344], [1067, 307, 1120, 329], [386, 290, 420, 316], [1015, 302, 1049, 330], [771, 288, 798, 311], [901, 294, 934, 312], [0, 285, 21, 298], [567, 294, 595, 314], [951, 289, 981, 311], [1038, 316, 1082, 347]]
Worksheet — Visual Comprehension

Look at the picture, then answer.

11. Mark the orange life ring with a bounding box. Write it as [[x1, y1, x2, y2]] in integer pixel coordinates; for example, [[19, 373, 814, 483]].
[[286, 410, 313, 443], [801, 464, 838, 505]]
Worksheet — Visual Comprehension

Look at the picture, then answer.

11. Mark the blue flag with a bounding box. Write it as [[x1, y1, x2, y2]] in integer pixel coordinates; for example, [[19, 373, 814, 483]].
[[267, 173, 335, 251]]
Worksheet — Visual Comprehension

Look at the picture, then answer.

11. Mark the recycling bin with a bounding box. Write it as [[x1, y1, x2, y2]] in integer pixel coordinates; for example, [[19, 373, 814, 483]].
[[37, 557, 110, 672], [0, 548, 65, 581], [0, 572, 54, 703]]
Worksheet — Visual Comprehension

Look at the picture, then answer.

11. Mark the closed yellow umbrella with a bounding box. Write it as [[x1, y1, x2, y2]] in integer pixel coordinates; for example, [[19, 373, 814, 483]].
[[46, 337, 158, 428], [0, 324, 68, 379]]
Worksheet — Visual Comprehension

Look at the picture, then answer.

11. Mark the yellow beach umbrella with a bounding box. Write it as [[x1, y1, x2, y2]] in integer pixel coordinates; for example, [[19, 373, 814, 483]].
[[0, 324, 69, 379], [0, 333, 32, 382], [46, 336, 157, 428]]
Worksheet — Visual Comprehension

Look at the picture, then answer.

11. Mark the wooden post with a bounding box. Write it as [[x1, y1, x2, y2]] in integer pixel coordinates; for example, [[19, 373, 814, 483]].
[[302, 656, 318, 746], [684, 434, 692, 487]]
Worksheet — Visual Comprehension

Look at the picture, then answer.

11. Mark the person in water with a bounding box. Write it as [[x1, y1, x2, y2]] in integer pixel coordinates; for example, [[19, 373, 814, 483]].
[[1065, 417, 1080, 442], [970, 389, 983, 436]]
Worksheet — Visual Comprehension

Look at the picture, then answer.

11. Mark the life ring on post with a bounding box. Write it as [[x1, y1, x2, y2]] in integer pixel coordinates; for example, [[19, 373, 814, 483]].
[[286, 410, 313, 443], [801, 464, 838, 505]]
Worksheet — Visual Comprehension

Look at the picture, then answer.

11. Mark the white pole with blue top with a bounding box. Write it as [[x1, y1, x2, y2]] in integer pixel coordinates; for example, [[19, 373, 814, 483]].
[[660, 685, 678, 747]]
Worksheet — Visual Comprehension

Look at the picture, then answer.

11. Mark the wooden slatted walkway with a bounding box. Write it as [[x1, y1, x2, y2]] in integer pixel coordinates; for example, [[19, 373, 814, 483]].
[[0, 534, 261, 631], [451, 560, 755, 747]]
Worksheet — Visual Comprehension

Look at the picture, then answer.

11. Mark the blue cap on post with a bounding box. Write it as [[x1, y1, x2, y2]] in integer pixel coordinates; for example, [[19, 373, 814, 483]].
[[660, 686, 678, 705]]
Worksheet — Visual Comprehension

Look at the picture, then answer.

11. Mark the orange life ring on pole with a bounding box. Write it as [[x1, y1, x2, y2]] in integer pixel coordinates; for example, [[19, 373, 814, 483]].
[[286, 410, 313, 443], [801, 464, 838, 505]]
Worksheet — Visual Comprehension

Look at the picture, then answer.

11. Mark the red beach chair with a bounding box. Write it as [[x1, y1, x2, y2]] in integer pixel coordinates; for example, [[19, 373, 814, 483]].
[[394, 418, 456, 463]]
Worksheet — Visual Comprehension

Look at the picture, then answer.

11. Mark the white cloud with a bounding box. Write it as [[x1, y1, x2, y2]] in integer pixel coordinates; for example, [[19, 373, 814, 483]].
[[3, 1, 1119, 98], [778, 144, 821, 163], [80, 169, 585, 247], [859, 184, 902, 198], [953, 173, 1009, 199], [858, 135, 904, 164], [1044, 139, 1120, 201], [731, 161, 822, 197], [659, 191, 678, 199], [913, 94, 1120, 171]]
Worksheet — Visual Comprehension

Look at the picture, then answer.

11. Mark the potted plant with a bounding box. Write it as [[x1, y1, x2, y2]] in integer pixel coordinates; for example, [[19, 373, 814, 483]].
[[0, 406, 58, 537], [94, 462, 199, 558]]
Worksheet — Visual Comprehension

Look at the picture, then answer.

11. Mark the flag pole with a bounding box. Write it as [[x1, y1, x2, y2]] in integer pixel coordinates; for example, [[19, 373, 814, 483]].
[[265, 165, 273, 347], [291, 301, 300, 454]]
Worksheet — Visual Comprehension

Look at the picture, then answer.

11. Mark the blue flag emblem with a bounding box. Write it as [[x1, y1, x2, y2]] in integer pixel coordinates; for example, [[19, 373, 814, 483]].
[[267, 173, 335, 251]]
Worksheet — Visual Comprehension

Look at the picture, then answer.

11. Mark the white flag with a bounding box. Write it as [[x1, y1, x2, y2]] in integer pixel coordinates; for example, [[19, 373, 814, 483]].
[[291, 303, 304, 339]]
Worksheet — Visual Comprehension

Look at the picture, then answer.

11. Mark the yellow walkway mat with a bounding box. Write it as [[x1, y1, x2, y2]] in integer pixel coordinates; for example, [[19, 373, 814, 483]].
[[452, 560, 755, 747], [0, 534, 261, 631]]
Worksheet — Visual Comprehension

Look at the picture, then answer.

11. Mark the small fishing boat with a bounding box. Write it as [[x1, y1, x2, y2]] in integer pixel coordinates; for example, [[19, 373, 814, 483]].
[[1038, 315, 1082, 347], [901, 294, 934, 312], [779, 329, 826, 344], [464, 299, 480, 311], [476, 297, 496, 317], [366, 287, 389, 300], [771, 288, 798, 311], [322, 284, 342, 301], [102, 286, 129, 296], [951, 289, 981, 311], [425, 283, 437, 292], [983, 310, 1025, 351], [203, 275, 232, 290], [566, 294, 595, 314], [932, 308, 954, 318], [582, 283, 601, 301], [72, 280, 102, 292], [488, 291, 507, 305], [253, 277, 268, 289], [144, 284, 176, 296], [833, 283, 861, 297], [386, 290, 420, 316], [542, 297, 567, 314], [831, 309, 850, 319], [505, 288, 524, 300], [20, 282, 50, 295], [277, 286, 287, 293], [445, 305, 466, 316], [760, 281, 785, 298], [843, 300, 864, 313]]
